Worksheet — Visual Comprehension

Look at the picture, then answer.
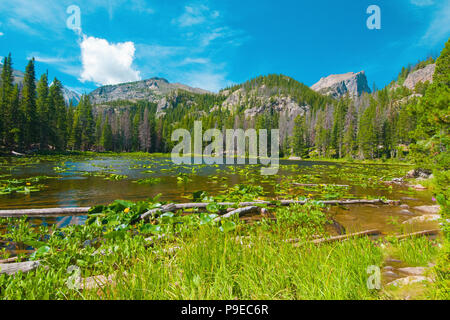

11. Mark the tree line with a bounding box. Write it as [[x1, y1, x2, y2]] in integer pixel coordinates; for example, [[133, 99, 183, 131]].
[[0, 46, 447, 163]]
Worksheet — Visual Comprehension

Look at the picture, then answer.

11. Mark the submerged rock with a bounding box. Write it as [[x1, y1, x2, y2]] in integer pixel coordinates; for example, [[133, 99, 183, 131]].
[[413, 205, 441, 214], [403, 214, 441, 224], [399, 209, 414, 216], [409, 184, 427, 190], [397, 267, 427, 276], [386, 276, 432, 287]]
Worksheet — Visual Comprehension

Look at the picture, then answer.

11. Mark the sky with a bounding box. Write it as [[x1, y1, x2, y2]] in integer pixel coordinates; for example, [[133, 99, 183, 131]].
[[0, 0, 449, 94]]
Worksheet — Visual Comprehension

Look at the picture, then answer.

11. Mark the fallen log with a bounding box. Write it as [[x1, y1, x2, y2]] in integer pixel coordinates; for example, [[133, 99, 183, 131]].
[[0, 207, 91, 217], [0, 260, 41, 275], [0, 256, 19, 264], [393, 229, 441, 240], [213, 206, 259, 222], [292, 229, 382, 247], [140, 203, 177, 221], [0, 199, 400, 218]]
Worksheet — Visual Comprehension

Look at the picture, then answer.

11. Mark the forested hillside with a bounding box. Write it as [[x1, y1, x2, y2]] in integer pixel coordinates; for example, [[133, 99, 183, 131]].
[[0, 39, 447, 162]]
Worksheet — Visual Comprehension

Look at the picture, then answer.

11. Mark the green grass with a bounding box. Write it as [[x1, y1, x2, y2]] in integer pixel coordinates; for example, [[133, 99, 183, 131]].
[[79, 227, 384, 300], [0, 192, 445, 300]]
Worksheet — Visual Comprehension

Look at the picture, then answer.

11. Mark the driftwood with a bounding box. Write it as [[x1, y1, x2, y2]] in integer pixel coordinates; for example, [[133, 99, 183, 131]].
[[140, 203, 177, 221], [0, 260, 41, 275], [0, 199, 400, 218], [293, 183, 350, 188], [0, 256, 19, 264], [0, 207, 91, 217], [292, 229, 382, 247], [213, 206, 259, 222], [393, 229, 441, 240]]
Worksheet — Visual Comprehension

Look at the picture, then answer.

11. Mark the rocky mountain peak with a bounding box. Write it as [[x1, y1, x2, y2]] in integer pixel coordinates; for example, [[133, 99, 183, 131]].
[[311, 71, 371, 98], [89, 77, 210, 105], [403, 64, 436, 90]]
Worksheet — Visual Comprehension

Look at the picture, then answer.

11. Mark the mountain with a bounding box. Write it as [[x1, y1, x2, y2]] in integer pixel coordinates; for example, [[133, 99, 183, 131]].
[[311, 71, 371, 98], [61, 87, 81, 106], [402, 63, 436, 90], [88, 77, 210, 105], [0, 67, 81, 106]]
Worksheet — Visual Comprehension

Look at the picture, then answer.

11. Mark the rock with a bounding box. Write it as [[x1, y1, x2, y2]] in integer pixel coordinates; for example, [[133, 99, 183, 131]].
[[399, 209, 414, 215], [385, 258, 403, 264], [386, 276, 432, 287], [413, 205, 441, 214], [405, 168, 433, 179], [311, 71, 371, 98], [397, 267, 427, 276], [401, 197, 420, 201], [383, 266, 394, 271], [403, 214, 441, 224], [409, 184, 427, 190], [80, 274, 115, 290], [383, 271, 400, 278], [400, 204, 410, 209], [403, 64, 436, 90], [391, 177, 404, 184]]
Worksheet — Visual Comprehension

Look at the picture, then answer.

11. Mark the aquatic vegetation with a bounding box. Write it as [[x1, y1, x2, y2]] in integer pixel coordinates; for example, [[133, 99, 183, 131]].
[[132, 178, 161, 185], [275, 202, 329, 233], [104, 174, 128, 181]]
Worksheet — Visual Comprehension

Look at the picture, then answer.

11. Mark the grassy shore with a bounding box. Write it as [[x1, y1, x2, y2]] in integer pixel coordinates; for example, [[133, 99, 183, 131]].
[[0, 200, 444, 300]]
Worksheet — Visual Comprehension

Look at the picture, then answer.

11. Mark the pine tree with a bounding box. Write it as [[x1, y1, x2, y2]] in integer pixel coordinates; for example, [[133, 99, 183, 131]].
[[36, 72, 50, 149], [357, 99, 377, 159], [0, 54, 14, 145], [6, 85, 22, 148], [291, 115, 309, 158], [21, 58, 38, 148], [49, 79, 68, 150], [342, 102, 357, 158], [100, 115, 113, 151]]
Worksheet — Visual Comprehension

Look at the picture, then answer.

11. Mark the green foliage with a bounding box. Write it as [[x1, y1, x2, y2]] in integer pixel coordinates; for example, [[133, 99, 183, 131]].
[[275, 202, 328, 233]]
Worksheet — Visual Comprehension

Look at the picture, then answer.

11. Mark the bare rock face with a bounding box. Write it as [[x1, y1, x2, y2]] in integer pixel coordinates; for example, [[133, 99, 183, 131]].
[[61, 87, 81, 106], [403, 64, 436, 90], [89, 78, 210, 105], [311, 71, 371, 98]]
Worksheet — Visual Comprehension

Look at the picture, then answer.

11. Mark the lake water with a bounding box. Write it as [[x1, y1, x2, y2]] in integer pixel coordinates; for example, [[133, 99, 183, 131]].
[[0, 154, 438, 234]]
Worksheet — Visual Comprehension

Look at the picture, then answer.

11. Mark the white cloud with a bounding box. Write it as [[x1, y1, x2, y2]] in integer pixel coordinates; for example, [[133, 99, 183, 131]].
[[420, 1, 450, 45], [0, 32, 3, 36], [174, 5, 219, 27], [79, 36, 141, 85], [29, 55, 70, 64], [411, 0, 434, 6], [179, 57, 210, 65]]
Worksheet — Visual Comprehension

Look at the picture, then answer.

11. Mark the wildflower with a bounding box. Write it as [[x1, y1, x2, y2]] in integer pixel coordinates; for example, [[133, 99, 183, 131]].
[[308, 194, 313, 198], [26, 182, 31, 186], [432, 197, 436, 202], [124, 208, 130, 214]]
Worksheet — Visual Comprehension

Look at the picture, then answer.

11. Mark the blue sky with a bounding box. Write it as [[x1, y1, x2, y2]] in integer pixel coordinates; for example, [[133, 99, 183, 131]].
[[0, 0, 449, 93]]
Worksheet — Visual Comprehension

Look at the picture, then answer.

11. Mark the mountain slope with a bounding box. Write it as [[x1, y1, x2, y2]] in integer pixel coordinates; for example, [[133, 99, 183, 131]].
[[88, 77, 210, 105], [0, 67, 81, 106]]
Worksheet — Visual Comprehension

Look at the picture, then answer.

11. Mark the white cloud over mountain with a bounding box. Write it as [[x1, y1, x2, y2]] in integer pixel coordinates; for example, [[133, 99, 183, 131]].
[[79, 36, 141, 86]]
